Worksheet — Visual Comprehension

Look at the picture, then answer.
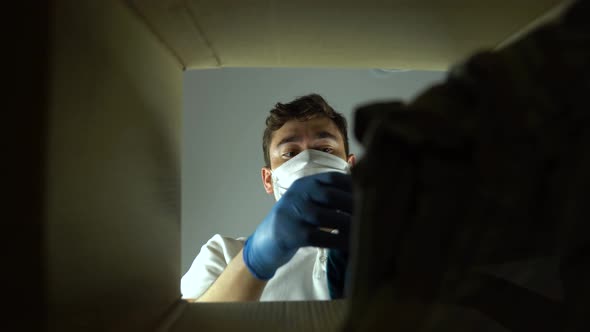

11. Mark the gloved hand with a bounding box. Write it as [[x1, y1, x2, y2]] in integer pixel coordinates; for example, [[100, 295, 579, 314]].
[[243, 171, 353, 280]]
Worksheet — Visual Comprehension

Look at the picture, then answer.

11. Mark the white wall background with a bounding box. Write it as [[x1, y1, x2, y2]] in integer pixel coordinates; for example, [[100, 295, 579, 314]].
[[182, 68, 445, 274]]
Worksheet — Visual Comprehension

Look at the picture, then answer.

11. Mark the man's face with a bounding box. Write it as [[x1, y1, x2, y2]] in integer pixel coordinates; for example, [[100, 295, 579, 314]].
[[261, 116, 355, 195]]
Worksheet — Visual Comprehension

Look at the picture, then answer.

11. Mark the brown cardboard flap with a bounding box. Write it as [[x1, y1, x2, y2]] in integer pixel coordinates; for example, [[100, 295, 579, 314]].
[[170, 300, 348, 332], [130, 0, 564, 70], [48, 0, 182, 330]]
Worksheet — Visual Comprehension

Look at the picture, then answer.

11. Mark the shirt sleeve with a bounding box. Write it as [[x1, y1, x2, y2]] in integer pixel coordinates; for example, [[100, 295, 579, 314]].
[[180, 234, 246, 299]]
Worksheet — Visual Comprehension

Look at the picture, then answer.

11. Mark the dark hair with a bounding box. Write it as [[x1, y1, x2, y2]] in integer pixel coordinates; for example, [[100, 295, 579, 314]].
[[262, 94, 349, 168]]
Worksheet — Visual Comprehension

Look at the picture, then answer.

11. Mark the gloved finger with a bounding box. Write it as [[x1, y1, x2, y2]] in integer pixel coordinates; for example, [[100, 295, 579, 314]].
[[305, 228, 350, 250], [308, 187, 353, 214], [312, 172, 353, 192], [298, 202, 352, 232]]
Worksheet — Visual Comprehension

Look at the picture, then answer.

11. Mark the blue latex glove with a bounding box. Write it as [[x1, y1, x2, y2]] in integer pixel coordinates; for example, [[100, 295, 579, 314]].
[[327, 249, 350, 299], [243, 172, 353, 280]]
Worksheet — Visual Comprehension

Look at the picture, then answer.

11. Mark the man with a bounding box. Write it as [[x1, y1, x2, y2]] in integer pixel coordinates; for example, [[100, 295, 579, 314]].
[[181, 94, 356, 302]]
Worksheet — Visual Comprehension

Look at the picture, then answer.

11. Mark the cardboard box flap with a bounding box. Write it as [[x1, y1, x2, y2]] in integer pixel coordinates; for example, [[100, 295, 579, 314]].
[[169, 300, 348, 332], [48, 0, 182, 329], [130, 0, 564, 70]]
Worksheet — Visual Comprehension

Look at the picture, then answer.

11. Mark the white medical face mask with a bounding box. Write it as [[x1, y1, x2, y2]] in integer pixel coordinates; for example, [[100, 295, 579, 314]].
[[271, 149, 350, 201]]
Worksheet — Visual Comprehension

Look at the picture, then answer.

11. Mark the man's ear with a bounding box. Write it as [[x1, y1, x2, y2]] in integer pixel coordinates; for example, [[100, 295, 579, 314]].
[[347, 154, 356, 167], [261, 167, 274, 194]]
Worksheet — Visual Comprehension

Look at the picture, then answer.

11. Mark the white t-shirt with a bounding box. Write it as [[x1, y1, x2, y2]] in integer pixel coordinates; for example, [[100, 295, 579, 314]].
[[181, 234, 331, 301]]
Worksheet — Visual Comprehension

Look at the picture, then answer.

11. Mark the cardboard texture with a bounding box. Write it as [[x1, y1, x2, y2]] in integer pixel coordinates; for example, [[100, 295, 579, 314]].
[[48, 0, 182, 330], [169, 300, 349, 332], [40, 0, 568, 330], [130, 0, 563, 70]]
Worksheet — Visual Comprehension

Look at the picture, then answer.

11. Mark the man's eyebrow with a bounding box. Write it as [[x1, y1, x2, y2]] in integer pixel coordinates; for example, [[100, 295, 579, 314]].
[[276, 135, 301, 148], [275, 131, 339, 148], [315, 131, 339, 141]]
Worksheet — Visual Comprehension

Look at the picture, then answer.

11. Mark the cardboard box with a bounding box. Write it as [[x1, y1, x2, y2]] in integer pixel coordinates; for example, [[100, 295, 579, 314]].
[[18, 0, 567, 330]]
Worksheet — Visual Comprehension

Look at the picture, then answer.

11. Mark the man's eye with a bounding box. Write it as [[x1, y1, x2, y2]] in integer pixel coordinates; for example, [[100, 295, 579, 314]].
[[320, 147, 334, 153], [282, 151, 297, 158]]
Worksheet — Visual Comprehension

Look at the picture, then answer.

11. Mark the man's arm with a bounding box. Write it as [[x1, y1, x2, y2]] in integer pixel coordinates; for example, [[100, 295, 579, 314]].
[[190, 248, 267, 302], [184, 173, 353, 302]]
